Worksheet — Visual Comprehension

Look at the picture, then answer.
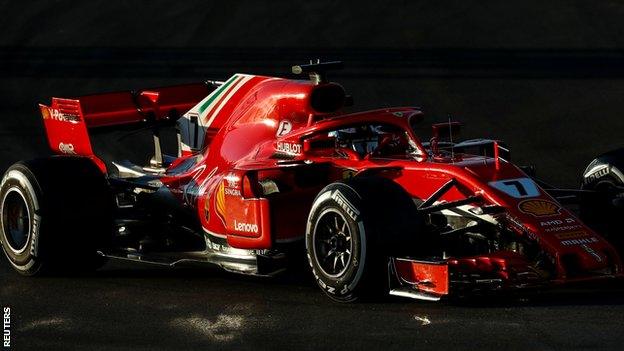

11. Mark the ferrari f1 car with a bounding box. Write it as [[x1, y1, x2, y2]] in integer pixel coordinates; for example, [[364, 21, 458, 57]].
[[1, 61, 623, 302]]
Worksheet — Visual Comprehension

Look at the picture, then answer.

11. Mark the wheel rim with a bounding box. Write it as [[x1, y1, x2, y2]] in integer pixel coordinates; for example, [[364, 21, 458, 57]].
[[1, 188, 31, 254], [312, 208, 354, 277]]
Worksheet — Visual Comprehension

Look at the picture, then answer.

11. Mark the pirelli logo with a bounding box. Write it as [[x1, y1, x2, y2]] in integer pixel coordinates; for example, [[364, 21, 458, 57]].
[[331, 190, 360, 220]]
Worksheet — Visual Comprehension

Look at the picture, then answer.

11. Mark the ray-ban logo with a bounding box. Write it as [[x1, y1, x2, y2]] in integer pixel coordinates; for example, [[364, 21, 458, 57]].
[[3, 307, 9, 349]]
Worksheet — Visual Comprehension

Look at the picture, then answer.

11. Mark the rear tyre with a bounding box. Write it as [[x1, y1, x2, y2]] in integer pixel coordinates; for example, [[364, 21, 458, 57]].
[[305, 177, 428, 302], [0, 157, 112, 275]]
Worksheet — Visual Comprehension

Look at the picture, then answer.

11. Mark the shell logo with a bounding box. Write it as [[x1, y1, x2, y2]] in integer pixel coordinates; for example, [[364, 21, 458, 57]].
[[214, 181, 227, 224], [518, 199, 561, 217], [41, 106, 51, 120]]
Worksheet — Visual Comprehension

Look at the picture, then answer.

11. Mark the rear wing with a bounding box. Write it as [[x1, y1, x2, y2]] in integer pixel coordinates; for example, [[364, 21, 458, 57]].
[[38, 82, 218, 169]]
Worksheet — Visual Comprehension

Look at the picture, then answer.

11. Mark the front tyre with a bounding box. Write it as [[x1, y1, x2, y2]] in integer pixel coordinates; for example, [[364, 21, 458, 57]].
[[306, 177, 427, 302], [0, 157, 112, 275], [580, 149, 624, 250]]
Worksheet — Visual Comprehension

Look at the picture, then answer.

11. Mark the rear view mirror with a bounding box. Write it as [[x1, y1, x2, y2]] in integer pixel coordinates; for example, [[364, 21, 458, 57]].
[[302, 133, 337, 152]]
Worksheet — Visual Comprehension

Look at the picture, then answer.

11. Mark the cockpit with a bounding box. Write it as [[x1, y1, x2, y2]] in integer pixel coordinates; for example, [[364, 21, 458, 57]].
[[312, 122, 422, 160]]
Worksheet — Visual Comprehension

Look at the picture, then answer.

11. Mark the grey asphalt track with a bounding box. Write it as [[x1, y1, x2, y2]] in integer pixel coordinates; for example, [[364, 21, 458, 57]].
[[3, 258, 624, 351], [2, 1, 624, 350]]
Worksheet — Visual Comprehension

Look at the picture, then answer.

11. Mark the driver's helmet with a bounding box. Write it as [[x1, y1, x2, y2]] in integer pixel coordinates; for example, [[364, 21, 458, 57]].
[[330, 125, 378, 156]]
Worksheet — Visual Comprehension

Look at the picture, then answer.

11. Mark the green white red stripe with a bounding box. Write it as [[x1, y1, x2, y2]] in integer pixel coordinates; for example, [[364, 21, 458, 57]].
[[196, 74, 253, 127], [179, 74, 254, 152]]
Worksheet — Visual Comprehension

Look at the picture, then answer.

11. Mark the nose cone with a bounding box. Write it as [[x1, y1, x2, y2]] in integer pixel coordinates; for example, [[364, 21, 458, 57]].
[[442, 153, 622, 279], [507, 199, 620, 277], [548, 224, 618, 276], [467, 160, 623, 278]]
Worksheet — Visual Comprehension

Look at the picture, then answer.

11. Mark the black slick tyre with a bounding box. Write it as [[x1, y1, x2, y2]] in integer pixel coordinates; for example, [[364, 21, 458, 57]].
[[305, 177, 427, 302], [0, 157, 112, 275]]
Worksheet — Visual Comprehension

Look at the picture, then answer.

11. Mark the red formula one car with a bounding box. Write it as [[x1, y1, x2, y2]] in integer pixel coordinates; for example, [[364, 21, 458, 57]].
[[1, 61, 623, 301]]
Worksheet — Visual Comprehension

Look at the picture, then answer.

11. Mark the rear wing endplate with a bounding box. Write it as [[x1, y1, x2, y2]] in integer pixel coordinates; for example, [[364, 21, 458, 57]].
[[38, 82, 217, 170]]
